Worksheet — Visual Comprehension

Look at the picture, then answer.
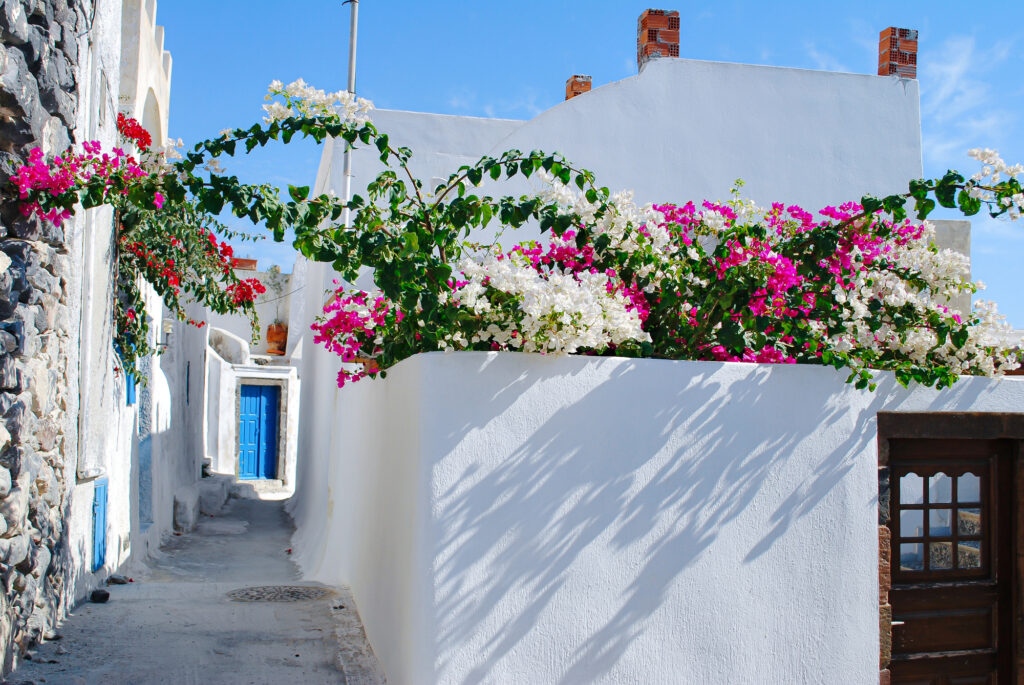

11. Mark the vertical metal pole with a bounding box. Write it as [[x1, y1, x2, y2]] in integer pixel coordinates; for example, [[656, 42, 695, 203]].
[[342, 0, 359, 227]]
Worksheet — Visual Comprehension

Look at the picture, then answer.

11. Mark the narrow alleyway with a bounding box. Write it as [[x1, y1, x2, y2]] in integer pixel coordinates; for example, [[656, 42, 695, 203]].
[[6, 498, 382, 685]]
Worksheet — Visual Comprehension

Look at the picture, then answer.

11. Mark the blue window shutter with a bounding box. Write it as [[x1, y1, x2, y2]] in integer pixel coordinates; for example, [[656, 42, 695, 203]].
[[126, 372, 136, 406], [92, 479, 108, 572]]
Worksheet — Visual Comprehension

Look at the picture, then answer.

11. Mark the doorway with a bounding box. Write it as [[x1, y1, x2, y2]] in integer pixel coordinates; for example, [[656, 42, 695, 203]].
[[238, 384, 280, 480], [886, 438, 1014, 684]]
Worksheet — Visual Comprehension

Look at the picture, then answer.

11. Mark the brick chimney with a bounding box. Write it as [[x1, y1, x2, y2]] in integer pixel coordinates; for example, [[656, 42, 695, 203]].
[[637, 9, 679, 71], [878, 27, 918, 78], [565, 75, 592, 100]]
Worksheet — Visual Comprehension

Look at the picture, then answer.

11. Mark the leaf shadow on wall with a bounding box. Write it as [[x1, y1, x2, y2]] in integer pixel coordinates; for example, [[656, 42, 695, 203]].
[[429, 356, 883, 683]]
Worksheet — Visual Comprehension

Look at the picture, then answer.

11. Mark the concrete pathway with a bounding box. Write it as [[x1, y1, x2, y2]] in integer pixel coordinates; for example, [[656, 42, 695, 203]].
[[6, 498, 382, 685]]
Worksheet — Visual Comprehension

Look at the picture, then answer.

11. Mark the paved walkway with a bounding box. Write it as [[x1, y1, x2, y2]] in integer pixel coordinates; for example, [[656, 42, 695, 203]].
[[7, 498, 382, 685]]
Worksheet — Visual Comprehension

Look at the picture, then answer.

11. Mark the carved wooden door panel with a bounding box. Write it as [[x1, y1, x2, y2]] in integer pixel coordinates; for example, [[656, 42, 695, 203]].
[[888, 439, 1014, 684]]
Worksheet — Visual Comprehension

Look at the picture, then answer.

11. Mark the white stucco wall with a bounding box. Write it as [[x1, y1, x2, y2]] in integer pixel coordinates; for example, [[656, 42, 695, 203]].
[[292, 352, 1024, 684], [333, 58, 921, 220], [68, 0, 188, 593], [118, 0, 172, 145], [204, 347, 236, 475], [66, 0, 131, 601]]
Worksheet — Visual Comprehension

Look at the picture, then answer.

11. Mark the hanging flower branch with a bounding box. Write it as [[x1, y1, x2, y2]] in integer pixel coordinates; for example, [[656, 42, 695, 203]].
[[9, 116, 266, 374], [8, 79, 1023, 390]]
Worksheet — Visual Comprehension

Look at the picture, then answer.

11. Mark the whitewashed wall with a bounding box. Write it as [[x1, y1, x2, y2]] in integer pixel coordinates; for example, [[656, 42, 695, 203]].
[[335, 58, 921, 220], [66, 0, 131, 600], [204, 347, 236, 476], [69, 0, 191, 591], [118, 0, 172, 147], [292, 352, 1024, 684]]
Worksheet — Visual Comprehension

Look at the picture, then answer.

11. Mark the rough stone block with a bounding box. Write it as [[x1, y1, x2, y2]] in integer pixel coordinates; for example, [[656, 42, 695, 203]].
[[0, 472, 29, 530], [2, 399, 29, 442], [34, 418, 55, 451], [0, 241, 32, 264], [25, 263, 54, 292], [198, 476, 230, 515], [0, 445, 24, 481], [0, 321, 26, 355], [23, 24, 47, 65], [9, 215, 41, 241], [0, 354, 16, 390], [0, 49, 44, 145], [26, 543, 48, 578], [0, 1, 30, 45], [0, 532, 28, 566], [173, 485, 200, 532], [58, 23, 76, 65]]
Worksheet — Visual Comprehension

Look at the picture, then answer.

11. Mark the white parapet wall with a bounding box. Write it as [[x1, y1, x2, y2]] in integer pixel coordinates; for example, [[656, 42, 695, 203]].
[[332, 58, 922, 219], [291, 352, 1024, 684]]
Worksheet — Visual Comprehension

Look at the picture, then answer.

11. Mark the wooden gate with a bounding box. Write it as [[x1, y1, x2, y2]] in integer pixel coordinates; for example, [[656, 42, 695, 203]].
[[887, 438, 1014, 684]]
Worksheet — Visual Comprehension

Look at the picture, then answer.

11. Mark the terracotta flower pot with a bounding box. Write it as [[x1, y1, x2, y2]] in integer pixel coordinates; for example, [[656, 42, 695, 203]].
[[266, 323, 288, 356], [352, 355, 378, 372]]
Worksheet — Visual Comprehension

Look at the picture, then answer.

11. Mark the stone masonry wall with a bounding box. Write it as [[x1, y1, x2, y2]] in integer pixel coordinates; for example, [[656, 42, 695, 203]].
[[0, 0, 86, 671]]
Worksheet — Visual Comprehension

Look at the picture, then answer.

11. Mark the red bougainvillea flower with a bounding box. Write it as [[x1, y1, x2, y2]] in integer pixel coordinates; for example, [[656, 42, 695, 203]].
[[116, 113, 152, 151]]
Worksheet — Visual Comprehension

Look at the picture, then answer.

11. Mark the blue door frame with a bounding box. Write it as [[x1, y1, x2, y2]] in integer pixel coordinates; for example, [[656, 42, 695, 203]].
[[238, 384, 279, 480]]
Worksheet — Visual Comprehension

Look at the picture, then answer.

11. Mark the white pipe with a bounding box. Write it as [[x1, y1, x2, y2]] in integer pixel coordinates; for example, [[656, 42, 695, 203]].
[[342, 0, 358, 227]]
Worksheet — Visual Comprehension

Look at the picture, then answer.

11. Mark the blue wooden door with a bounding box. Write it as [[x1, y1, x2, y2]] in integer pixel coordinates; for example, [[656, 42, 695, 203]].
[[92, 478, 107, 572], [238, 385, 279, 480]]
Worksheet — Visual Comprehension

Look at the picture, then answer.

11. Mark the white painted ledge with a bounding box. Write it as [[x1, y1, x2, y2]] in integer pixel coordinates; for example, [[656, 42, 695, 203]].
[[292, 352, 1024, 684]]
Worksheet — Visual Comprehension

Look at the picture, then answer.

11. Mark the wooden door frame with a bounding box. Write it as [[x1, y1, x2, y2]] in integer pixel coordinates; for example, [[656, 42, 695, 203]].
[[877, 412, 1024, 684]]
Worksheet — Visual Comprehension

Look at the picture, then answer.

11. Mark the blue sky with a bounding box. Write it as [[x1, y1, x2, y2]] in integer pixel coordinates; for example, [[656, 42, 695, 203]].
[[158, 1, 1024, 326]]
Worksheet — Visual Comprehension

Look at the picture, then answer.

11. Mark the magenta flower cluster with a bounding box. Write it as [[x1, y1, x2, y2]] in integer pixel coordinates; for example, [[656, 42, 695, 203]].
[[13, 144, 148, 225], [312, 287, 404, 387]]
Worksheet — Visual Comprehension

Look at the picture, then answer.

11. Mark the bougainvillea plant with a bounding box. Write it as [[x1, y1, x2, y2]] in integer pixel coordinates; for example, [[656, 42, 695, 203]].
[[9, 79, 1024, 390], [10, 116, 266, 374]]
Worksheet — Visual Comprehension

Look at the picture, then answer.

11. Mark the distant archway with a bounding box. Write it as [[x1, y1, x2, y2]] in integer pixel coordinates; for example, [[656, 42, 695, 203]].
[[141, 88, 163, 146]]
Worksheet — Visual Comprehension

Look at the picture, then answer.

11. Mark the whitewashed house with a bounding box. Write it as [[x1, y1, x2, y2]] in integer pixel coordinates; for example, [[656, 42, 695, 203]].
[[202, 262, 302, 500], [285, 13, 1022, 685], [0, 0, 226, 670]]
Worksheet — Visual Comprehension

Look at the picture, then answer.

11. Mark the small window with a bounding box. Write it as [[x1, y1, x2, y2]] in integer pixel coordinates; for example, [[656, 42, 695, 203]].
[[895, 468, 985, 574]]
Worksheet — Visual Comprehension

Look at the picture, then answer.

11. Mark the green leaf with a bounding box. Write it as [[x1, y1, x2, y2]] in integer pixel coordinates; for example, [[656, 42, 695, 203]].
[[935, 170, 965, 208], [957, 189, 981, 216], [914, 197, 936, 220], [908, 178, 931, 200], [882, 195, 907, 221], [951, 327, 969, 349], [861, 196, 883, 214], [288, 185, 310, 202], [400, 231, 419, 254]]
